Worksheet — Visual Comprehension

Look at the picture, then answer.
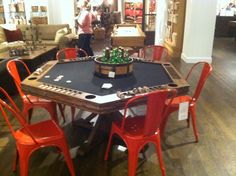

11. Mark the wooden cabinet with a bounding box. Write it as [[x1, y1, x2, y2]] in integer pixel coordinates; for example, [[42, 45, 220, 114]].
[[164, 0, 186, 58]]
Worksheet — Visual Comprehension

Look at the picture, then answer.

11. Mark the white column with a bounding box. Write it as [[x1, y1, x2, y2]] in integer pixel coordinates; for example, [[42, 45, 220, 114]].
[[118, 0, 124, 23], [155, 0, 168, 45], [181, 0, 217, 63]]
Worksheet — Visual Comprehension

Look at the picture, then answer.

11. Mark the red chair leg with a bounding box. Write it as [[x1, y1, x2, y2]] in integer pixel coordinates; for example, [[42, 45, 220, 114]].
[[45, 102, 58, 123], [104, 128, 115, 161], [190, 106, 199, 142], [38, 102, 59, 123], [127, 146, 139, 176], [59, 143, 76, 176], [18, 149, 31, 176], [155, 134, 166, 176], [160, 110, 172, 139], [12, 149, 19, 172]]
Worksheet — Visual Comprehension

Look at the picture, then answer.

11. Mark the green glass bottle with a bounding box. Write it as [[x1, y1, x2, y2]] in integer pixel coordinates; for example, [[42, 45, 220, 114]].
[[101, 49, 106, 62], [124, 50, 129, 62]]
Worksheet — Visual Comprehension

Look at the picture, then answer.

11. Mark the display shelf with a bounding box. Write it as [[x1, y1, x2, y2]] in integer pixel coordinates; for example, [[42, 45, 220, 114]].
[[6, 1, 26, 24], [0, 0, 48, 25], [122, 0, 157, 45], [164, 0, 186, 58], [124, 0, 143, 24], [143, 0, 156, 32], [0, 4, 5, 24], [30, 5, 47, 24]]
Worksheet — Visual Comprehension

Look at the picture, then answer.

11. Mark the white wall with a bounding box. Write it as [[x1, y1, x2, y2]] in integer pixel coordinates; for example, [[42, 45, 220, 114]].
[[48, 0, 75, 32], [181, 0, 218, 63], [24, 0, 48, 24]]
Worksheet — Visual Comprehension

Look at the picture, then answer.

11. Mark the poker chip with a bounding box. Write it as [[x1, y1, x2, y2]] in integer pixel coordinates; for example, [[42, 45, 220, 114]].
[[44, 75, 50, 78], [36, 68, 43, 73], [58, 75, 64, 78]]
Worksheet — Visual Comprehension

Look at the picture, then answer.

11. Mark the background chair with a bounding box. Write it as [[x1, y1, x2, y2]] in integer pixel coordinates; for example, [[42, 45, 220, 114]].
[[7, 59, 61, 123], [56, 47, 90, 123], [104, 89, 176, 176], [140, 45, 170, 61], [160, 62, 213, 142], [0, 87, 75, 176], [56, 47, 88, 60]]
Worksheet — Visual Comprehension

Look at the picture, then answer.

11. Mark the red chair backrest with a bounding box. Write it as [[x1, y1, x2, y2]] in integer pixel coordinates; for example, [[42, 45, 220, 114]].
[[121, 89, 176, 136], [141, 45, 169, 61], [56, 48, 88, 60], [7, 59, 31, 98], [0, 87, 37, 143], [186, 62, 213, 102]]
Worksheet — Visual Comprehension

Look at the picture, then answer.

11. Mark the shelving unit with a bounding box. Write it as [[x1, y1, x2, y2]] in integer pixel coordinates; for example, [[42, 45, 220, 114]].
[[0, 0, 49, 25], [31, 5, 48, 24], [7, 1, 27, 24], [122, 0, 157, 45], [164, 0, 186, 58], [124, 0, 143, 24], [0, 2, 5, 24], [142, 0, 156, 45]]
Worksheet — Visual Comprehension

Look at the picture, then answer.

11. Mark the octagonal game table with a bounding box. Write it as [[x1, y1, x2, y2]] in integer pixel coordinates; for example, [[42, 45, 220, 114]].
[[21, 56, 189, 154]]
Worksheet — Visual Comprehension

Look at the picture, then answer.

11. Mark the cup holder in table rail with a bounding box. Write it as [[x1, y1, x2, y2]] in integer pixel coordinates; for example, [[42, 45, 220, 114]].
[[28, 77, 37, 80], [163, 63, 171, 66], [168, 83, 178, 87], [85, 94, 96, 99]]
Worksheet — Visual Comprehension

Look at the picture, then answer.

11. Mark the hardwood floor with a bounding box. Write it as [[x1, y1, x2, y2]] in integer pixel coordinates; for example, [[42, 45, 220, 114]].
[[0, 37, 236, 176]]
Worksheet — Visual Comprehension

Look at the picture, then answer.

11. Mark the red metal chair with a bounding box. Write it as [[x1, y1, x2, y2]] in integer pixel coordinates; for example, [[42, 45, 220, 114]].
[[6, 59, 61, 123], [56, 48, 88, 122], [0, 87, 75, 176], [56, 47, 88, 60], [104, 89, 176, 176], [160, 62, 213, 142], [140, 45, 170, 61]]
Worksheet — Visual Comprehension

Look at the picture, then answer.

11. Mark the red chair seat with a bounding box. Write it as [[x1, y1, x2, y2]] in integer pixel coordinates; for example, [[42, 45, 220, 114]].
[[114, 116, 145, 136], [15, 120, 63, 145]]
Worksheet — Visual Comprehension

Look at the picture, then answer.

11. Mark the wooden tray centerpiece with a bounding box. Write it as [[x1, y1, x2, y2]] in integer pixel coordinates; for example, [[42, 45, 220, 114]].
[[94, 47, 133, 77]]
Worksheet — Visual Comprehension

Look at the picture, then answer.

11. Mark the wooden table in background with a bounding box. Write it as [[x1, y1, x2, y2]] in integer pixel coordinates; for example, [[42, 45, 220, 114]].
[[111, 24, 146, 48], [0, 45, 58, 71]]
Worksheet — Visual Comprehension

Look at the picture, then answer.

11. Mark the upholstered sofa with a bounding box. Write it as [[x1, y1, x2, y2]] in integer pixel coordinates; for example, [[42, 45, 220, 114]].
[[0, 24, 76, 53]]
